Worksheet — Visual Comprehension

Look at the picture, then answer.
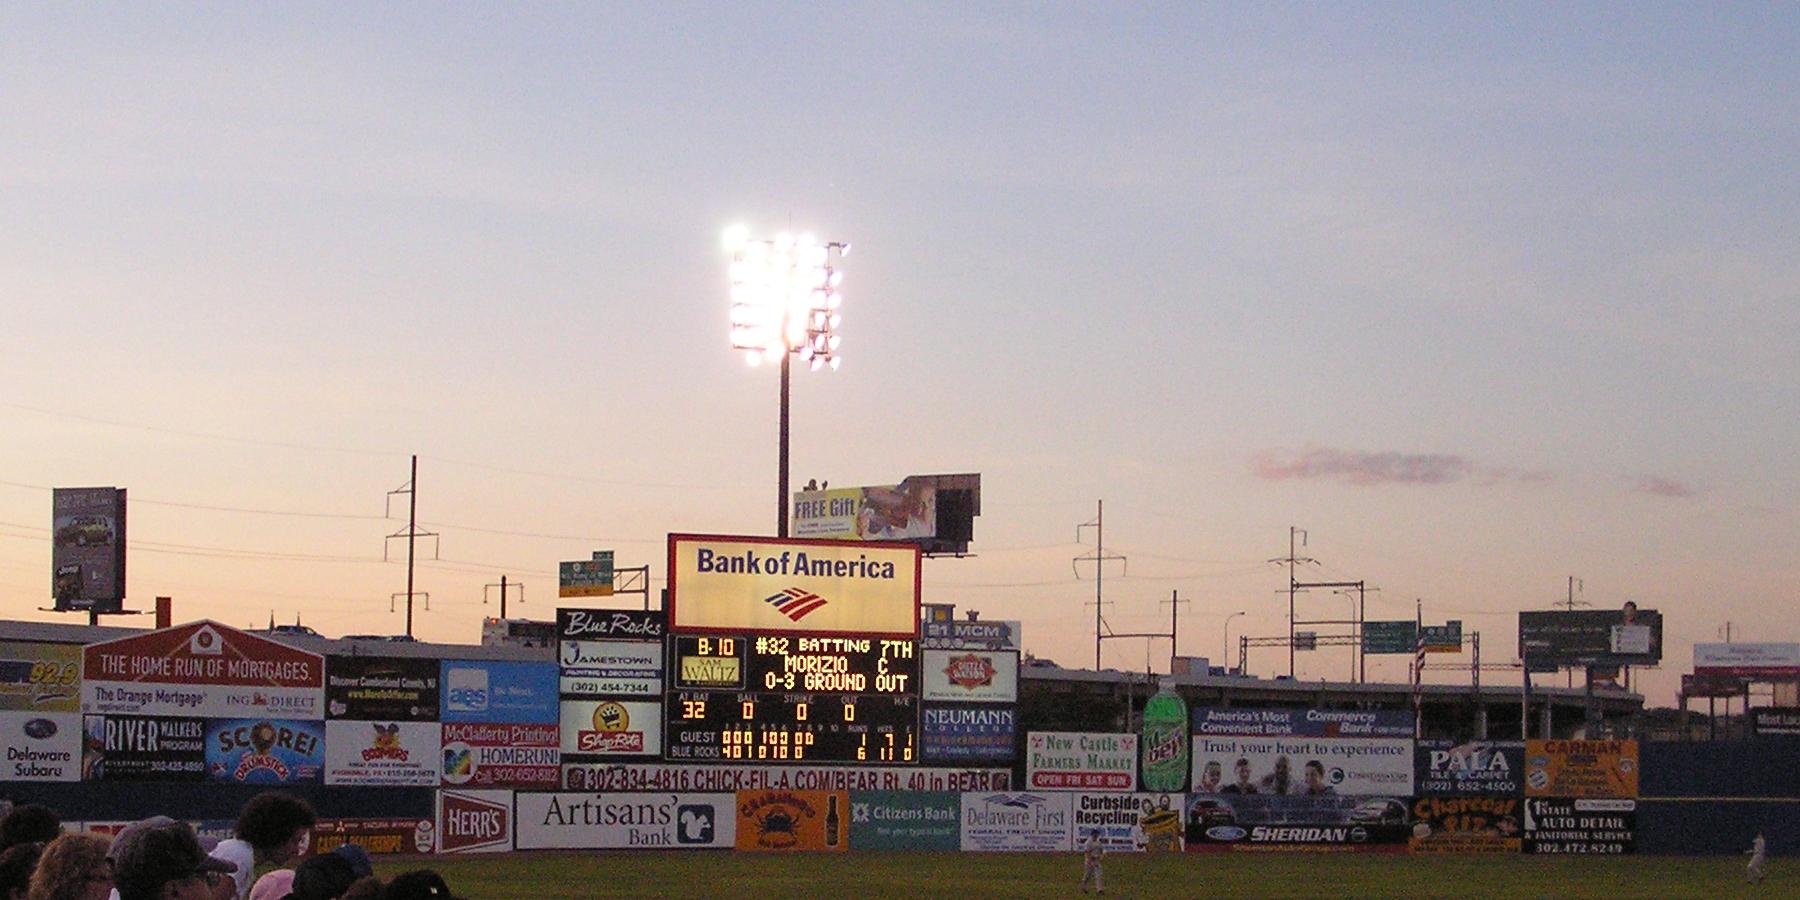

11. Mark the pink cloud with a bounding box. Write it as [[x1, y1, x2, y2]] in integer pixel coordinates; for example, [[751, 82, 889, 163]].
[[1252, 446, 1553, 487], [1636, 475, 1697, 498]]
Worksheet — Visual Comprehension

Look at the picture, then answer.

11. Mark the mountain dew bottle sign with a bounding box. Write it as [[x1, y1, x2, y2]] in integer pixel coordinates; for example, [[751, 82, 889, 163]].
[[1140, 679, 1190, 792]]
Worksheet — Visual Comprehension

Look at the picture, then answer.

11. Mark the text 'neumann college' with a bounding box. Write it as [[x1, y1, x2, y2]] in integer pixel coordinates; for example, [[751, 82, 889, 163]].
[[694, 548, 898, 580]]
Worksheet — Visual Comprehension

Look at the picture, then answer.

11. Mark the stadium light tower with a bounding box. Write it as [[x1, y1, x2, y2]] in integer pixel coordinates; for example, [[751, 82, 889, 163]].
[[724, 224, 848, 537]]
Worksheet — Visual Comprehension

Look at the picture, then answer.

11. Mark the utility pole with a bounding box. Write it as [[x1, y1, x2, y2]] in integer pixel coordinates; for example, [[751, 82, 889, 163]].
[[1558, 576, 1588, 687], [1161, 590, 1189, 673], [1269, 527, 1316, 678], [384, 455, 439, 639], [485, 575, 523, 620], [1074, 501, 1127, 671]]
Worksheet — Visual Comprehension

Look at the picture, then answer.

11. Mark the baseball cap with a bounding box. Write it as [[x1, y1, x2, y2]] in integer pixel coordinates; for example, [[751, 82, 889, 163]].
[[384, 869, 459, 900], [329, 844, 373, 878], [109, 819, 236, 898], [289, 853, 357, 900]]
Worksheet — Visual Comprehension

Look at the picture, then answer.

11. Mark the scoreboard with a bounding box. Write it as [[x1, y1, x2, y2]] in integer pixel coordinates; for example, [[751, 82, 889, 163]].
[[663, 634, 921, 764]]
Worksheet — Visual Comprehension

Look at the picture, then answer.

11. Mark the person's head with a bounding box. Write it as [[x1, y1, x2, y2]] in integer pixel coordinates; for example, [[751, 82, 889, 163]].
[[1304, 760, 1326, 790], [108, 820, 234, 900], [23, 833, 109, 900], [0, 806, 61, 853], [248, 869, 293, 900], [1, 841, 45, 900], [286, 855, 353, 900], [338, 879, 381, 900], [1201, 761, 1222, 788], [233, 794, 316, 866], [383, 870, 456, 900], [1233, 758, 1253, 785]]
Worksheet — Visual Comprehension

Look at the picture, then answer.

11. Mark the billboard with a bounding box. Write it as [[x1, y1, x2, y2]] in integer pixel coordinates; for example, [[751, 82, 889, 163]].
[[1, 710, 81, 781], [921, 650, 1018, 703], [1184, 793, 1411, 851], [310, 819, 436, 856], [848, 791, 960, 851], [561, 763, 1010, 794], [1751, 708, 1800, 738], [735, 790, 851, 852], [560, 698, 662, 757], [439, 661, 558, 725], [1191, 735, 1413, 796], [1693, 643, 1800, 679], [1524, 740, 1638, 798], [667, 534, 920, 637], [1415, 740, 1526, 797], [435, 789, 513, 854], [82, 621, 326, 719], [0, 641, 81, 712], [920, 618, 1021, 651], [52, 487, 126, 612], [81, 714, 207, 781], [791, 480, 937, 541], [1681, 673, 1749, 698], [205, 718, 325, 784], [960, 792, 1073, 852], [1192, 708, 1413, 740], [921, 705, 1015, 763], [558, 640, 663, 698], [1026, 732, 1138, 791], [326, 656, 439, 721], [324, 720, 441, 786], [1518, 607, 1663, 668], [514, 792, 737, 850], [1072, 793, 1185, 852], [556, 608, 666, 642], [1522, 797, 1634, 854], [441, 723, 559, 789], [1408, 796, 1523, 854]]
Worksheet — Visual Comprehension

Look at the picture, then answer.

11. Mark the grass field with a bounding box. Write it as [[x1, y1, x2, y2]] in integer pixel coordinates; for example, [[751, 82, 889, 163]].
[[370, 851, 1788, 898]]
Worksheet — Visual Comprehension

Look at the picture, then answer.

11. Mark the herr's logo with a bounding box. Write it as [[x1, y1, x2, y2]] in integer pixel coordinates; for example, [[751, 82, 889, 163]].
[[764, 588, 829, 622]]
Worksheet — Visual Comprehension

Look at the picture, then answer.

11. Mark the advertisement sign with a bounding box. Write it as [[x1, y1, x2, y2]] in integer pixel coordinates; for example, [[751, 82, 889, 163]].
[[922, 706, 1015, 763], [1421, 621, 1462, 653], [1693, 643, 1800, 678], [1682, 673, 1749, 699], [52, 487, 126, 612], [556, 608, 666, 642], [81, 714, 206, 781], [0, 710, 81, 781], [1522, 797, 1635, 854], [514, 792, 736, 849], [562, 764, 1010, 794], [560, 699, 662, 757], [310, 819, 436, 856], [435, 790, 513, 854], [439, 661, 558, 725], [559, 551, 615, 598], [667, 534, 920, 637], [1524, 740, 1638, 798], [82, 621, 325, 719], [1518, 607, 1664, 668], [325, 657, 438, 721], [791, 481, 938, 542], [1191, 735, 1413, 796], [848, 791, 961, 851], [324, 720, 441, 786], [920, 619, 1021, 651], [0, 641, 81, 712], [1362, 621, 1417, 655], [1751, 707, 1800, 738], [205, 719, 324, 784], [1415, 740, 1525, 796], [1184, 793, 1411, 851], [1408, 796, 1523, 854], [921, 650, 1018, 704], [441, 722, 559, 789], [558, 641, 663, 697], [1192, 708, 1413, 739], [1073, 793, 1185, 852], [734, 790, 851, 851], [1026, 732, 1138, 791], [959, 792, 1074, 852]]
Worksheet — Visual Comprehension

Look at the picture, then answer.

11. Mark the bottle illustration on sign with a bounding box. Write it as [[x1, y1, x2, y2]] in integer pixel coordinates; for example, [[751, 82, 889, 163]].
[[1140, 679, 1189, 792], [825, 795, 841, 847]]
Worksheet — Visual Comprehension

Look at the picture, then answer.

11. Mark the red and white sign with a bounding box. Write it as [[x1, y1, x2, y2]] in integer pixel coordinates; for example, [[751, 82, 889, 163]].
[[921, 650, 1018, 703], [1694, 643, 1800, 678], [325, 721, 441, 786], [440, 722, 558, 788], [560, 699, 661, 757], [82, 621, 325, 719], [1026, 732, 1139, 791], [435, 789, 513, 854]]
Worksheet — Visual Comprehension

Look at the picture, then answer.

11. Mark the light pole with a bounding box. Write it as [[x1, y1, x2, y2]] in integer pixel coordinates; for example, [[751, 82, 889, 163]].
[[1223, 611, 1246, 668], [725, 225, 848, 537]]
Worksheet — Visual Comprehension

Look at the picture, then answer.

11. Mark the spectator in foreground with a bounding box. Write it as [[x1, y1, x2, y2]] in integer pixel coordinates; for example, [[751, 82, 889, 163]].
[[1, 842, 46, 900], [381, 871, 457, 900], [246, 871, 292, 900], [108, 820, 235, 900], [24, 833, 110, 900], [0, 807, 61, 853], [210, 795, 316, 900], [335, 880, 379, 900]]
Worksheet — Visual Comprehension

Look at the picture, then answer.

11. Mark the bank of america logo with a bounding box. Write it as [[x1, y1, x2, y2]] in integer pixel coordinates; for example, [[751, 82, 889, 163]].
[[765, 587, 829, 621]]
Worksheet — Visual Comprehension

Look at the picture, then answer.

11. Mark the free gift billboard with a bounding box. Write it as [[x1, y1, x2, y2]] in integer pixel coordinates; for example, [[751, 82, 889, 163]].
[[667, 534, 919, 637], [82, 621, 324, 719]]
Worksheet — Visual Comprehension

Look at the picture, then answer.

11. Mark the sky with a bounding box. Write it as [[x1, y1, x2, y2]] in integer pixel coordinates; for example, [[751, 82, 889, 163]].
[[2, 4, 1796, 708]]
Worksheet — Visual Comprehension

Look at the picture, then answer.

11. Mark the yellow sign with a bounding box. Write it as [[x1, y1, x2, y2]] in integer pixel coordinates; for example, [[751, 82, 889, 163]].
[[0, 641, 81, 712], [668, 535, 919, 637], [1525, 739, 1638, 798], [735, 790, 850, 852]]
